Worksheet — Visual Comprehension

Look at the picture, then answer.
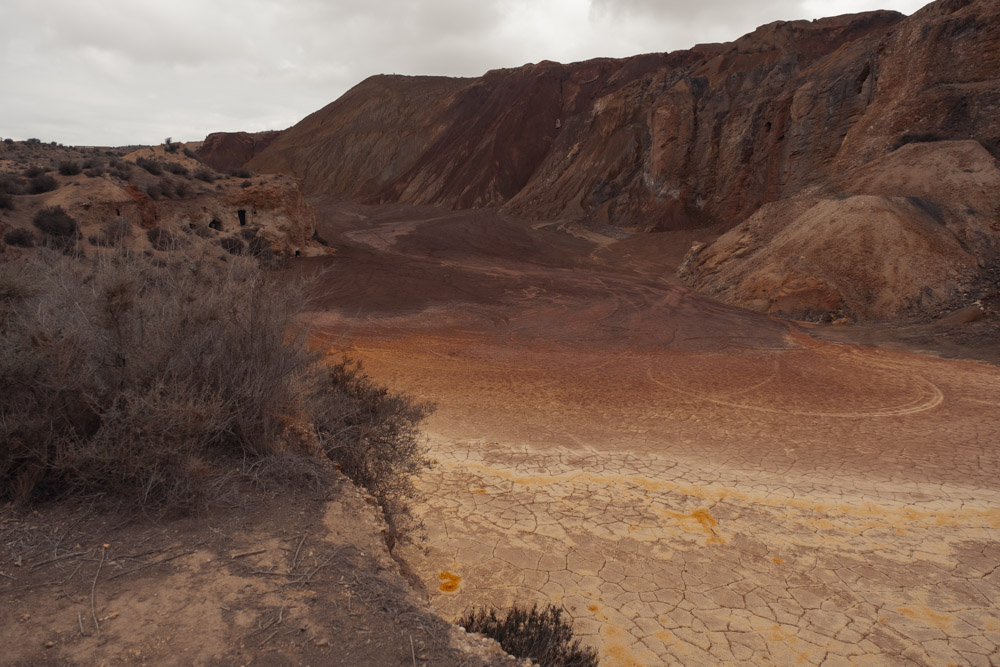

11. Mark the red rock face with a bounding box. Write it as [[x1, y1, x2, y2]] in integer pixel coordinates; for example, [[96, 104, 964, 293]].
[[244, 0, 1000, 321], [197, 130, 282, 173]]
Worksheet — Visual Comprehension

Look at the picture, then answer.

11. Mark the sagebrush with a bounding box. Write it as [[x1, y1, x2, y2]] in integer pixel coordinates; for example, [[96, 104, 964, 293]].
[[459, 604, 598, 667], [0, 251, 432, 533]]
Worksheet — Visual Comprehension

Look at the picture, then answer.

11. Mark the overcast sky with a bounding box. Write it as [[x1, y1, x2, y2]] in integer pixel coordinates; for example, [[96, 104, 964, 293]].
[[0, 0, 927, 147]]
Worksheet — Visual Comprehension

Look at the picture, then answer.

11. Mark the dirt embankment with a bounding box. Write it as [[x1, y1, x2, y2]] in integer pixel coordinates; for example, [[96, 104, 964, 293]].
[[0, 472, 518, 666]]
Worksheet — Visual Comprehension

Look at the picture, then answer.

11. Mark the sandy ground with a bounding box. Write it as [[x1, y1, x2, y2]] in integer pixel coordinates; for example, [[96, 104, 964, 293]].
[[302, 202, 1000, 666]]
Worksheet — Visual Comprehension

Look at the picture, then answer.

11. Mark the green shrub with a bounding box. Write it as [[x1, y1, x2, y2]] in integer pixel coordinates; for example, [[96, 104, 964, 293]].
[[459, 604, 598, 667]]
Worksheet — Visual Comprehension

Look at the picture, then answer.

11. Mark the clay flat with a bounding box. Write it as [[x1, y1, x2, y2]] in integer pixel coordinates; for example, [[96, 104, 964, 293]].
[[303, 203, 1000, 666]]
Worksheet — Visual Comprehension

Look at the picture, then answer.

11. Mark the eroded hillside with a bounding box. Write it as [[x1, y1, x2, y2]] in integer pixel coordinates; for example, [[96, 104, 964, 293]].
[[241, 0, 1000, 321]]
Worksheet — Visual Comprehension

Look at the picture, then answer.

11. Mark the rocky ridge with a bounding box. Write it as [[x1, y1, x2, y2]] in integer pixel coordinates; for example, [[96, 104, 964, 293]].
[[240, 0, 1000, 321]]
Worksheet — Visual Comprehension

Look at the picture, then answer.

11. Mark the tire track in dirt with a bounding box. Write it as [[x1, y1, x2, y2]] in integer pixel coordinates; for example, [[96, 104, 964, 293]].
[[307, 204, 1000, 666]]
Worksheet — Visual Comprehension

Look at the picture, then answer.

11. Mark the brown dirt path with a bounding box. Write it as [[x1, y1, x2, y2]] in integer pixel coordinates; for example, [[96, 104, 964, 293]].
[[304, 203, 1000, 666]]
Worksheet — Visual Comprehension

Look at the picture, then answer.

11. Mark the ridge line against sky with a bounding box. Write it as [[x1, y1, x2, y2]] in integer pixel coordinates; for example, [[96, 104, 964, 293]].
[[0, 0, 927, 147]]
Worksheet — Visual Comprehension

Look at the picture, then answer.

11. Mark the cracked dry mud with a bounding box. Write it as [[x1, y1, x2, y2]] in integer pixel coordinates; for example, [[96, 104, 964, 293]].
[[307, 205, 1000, 666]]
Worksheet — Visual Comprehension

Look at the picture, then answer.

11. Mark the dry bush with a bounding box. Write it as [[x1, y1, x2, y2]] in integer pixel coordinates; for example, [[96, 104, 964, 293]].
[[28, 174, 59, 194], [220, 236, 245, 255], [3, 228, 35, 247], [459, 604, 598, 667], [58, 161, 81, 176], [0, 252, 433, 525], [308, 359, 433, 541], [0, 252, 316, 507], [158, 177, 176, 199], [164, 162, 188, 176], [0, 193, 12, 210], [136, 157, 163, 175], [146, 227, 184, 251], [32, 207, 80, 253], [0, 173, 27, 195], [194, 167, 218, 183], [89, 218, 132, 247]]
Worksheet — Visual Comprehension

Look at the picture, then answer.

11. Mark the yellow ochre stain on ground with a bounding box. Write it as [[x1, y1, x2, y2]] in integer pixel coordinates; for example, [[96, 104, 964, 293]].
[[473, 489, 486, 494], [588, 605, 600, 612], [898, 605, 954, 630], [601, 626, 643, 667], [445, 462, 1000, 529], [772, 556, 784, 564], [438, 571, 462, 593]]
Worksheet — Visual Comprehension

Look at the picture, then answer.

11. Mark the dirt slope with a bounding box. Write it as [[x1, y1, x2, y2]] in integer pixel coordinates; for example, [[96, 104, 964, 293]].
[[679, 141, 1000, 321], [249, 0, 998, 231]]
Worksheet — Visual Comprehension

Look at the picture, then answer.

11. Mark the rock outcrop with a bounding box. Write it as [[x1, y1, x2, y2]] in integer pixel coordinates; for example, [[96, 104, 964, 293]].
[[197, 131, 282, 173]]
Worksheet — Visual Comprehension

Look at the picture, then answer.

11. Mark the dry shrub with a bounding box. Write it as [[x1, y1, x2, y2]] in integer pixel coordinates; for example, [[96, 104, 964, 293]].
[[194, 167, 218, 183], [58, 161, 81, 176], [0, 251, 433, 525], [146, 227, 184, 251], [3, 228, 36, 247], [220, 236, 245, 255], [90, 218, 132, 247], [308, 359, 433, 540], [459, 604, 598, 667], [0, 193, 12, 210], [33, 206, 80, 252], [28, 174, 58, 194], [0, 173, 27, 195], [0, 252, 315, 507], [135, 157, 163, 175]]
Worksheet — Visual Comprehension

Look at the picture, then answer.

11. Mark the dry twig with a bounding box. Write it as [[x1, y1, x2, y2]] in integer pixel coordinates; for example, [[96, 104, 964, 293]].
[[90, 546, 105, 638]]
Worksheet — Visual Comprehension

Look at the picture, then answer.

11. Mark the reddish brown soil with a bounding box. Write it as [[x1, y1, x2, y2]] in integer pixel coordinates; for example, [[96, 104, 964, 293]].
[[300, 202, 1000, 665]]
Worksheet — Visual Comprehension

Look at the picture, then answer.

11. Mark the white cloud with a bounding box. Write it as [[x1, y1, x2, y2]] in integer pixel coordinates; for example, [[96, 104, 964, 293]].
[[0, 0, 931, 146]]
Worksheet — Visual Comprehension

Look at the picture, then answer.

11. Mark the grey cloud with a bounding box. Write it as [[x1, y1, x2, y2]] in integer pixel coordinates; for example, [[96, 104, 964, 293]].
[[0, 0, 923, 146]]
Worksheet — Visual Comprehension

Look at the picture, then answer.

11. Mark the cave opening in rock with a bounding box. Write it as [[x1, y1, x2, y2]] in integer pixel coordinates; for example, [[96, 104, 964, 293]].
[[238, 209, 246, 226]]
